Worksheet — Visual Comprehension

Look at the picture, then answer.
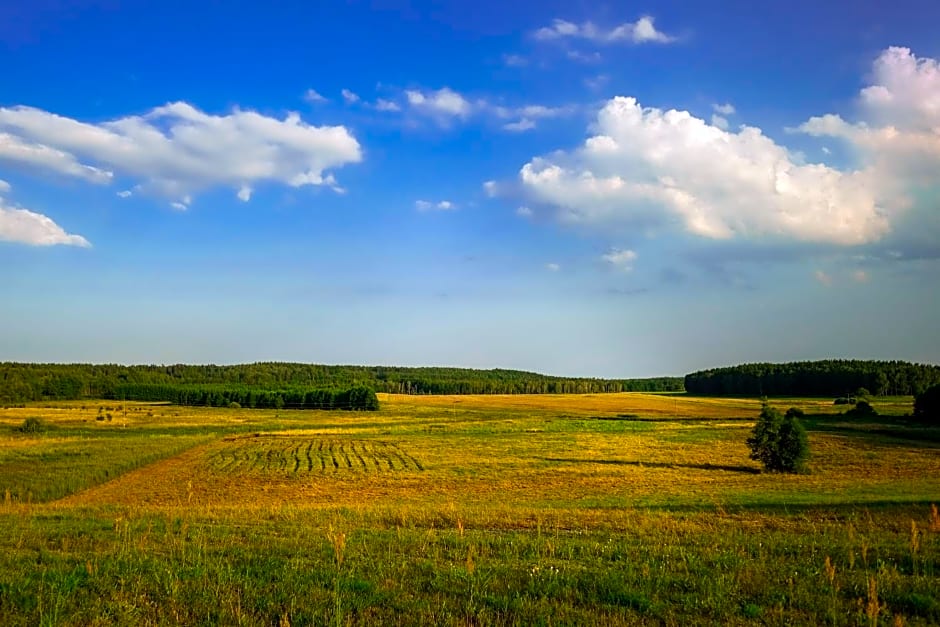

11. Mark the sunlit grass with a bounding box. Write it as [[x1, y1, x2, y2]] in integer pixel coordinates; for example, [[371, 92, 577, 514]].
[[0, 393, 936, 625]]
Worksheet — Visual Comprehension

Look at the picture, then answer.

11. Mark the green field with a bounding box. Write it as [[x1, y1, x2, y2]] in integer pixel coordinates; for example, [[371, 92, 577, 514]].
[[0, 394, 938, 625]]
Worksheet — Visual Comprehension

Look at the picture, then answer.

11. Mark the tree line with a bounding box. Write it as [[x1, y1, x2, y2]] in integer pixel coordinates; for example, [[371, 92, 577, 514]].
[[109, 384, 380, 411], [684, 360, 940, 397], [4, 360, 937, 405], [0, 362, 683, 404]]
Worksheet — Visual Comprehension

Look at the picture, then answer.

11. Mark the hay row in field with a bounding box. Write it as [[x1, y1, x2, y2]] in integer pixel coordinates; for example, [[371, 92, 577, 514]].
[[210, 437, 423, 474]]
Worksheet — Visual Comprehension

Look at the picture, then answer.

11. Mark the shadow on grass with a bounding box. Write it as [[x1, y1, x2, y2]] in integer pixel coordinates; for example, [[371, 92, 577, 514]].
[[543, 457, 761, 474], [801, 414, 940, 447], [587, 415, 756, 423]]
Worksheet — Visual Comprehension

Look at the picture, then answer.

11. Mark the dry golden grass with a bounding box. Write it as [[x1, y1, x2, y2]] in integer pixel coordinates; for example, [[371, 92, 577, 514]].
[[1, 395, 936, 626], [378, 391, 763, 418], [38, 392, 935, 522]]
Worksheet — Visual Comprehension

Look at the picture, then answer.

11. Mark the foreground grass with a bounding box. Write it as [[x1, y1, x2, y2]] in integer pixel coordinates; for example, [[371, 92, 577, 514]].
[[0, 394, 937, 625], [0, 504, 937, 625]]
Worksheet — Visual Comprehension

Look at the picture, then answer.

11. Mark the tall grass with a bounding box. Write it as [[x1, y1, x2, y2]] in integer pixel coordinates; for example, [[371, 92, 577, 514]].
[[0, 394, 936, 624]]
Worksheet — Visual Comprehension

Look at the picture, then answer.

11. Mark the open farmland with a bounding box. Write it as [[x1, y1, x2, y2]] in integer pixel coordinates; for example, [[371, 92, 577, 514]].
[[0, 393, 938, 625]]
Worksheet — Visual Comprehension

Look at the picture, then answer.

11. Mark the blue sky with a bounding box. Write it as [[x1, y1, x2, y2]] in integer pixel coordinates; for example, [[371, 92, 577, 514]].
[[1, 0, 939, 377]]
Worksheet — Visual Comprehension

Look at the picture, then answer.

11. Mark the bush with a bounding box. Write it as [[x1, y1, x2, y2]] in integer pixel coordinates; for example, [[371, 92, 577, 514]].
[[834, 397, 856, 405], [747, 405, 809, 473], [914, 384, 940, 421], [845, 400, 878, 417], [228, 402, 241, 409], [19, 417, 45, 434]]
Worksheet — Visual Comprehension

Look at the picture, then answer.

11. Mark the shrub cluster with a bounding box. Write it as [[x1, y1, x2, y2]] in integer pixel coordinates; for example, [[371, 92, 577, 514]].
[[747, 405, 809, 473], [914, 384, 940, 422], [18, 417, 45, 434]]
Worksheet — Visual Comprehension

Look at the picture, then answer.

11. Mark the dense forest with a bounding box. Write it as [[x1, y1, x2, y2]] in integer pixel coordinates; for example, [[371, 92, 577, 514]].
[[109, 384, 380, 411], [4, 360, 937, 406], [684, 360, 940, 397], [0, 362, 683, 405]]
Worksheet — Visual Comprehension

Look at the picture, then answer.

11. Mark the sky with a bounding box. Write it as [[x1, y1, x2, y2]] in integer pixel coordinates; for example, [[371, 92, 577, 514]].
[[1, 0, 939, 377]]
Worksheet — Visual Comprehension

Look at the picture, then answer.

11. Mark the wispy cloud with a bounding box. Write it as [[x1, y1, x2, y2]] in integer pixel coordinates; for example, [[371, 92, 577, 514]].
[[603, 248, 638, 270], [304, 88, 328, 104], [504, 119, 536, 132], [503, 54, 528, 67], [415, 199, 457, 211], [534, 16, 675, 45], [814, 270, 833, 286], [374, 98, 401, 112]]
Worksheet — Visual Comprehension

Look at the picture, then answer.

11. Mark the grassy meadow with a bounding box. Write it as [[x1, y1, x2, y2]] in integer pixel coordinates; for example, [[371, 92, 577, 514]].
[[0, 393, 938, 625]]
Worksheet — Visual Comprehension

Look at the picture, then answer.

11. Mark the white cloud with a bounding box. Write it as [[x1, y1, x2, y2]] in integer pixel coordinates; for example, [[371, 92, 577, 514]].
[[415, 199, 456, 212], [374, 98, 401, 112], [792, 46, 940, 248], [405, 87, 472, 118], [237, 185, 252, 202], [116, 189, 132, 198], [0, 131, 113, 183], [504, 118, 536, 132], [546, 262, 560, 271], [516, 206, 533, 218], [0, 185, 90, 247], [304, 89, 327, 104], [170, 201, 188, 211], [341, 89, 360, 104], [795, 49, 940, 180], [710, 114, 729, 130], [602, 248, 637, 270], [503, 54, 528, 67], [853, 269, 870, 283], [534, 16, 675, 45], [712, 103, 736, 115], [483, 180, 498, 197], [860, 46, 940, 131], [814, 270, 833, 286], [627, 16, 675, 44], [520, 96, 887, 246], [0, 102, 361, 206]]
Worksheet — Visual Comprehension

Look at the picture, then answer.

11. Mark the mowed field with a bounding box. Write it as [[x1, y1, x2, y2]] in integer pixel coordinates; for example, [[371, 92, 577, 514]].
[[0, 393, 938, 625]]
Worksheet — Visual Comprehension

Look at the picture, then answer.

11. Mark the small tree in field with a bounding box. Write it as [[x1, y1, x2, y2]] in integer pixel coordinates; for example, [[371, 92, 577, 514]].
[[747, 405, 809, 473], [777, 409, 810, 473]]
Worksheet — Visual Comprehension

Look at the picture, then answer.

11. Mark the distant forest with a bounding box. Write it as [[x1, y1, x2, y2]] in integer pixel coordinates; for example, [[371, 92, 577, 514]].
[[2, 360, 937, 406], [0, 362, 683, 404], [684, 360, 940, 397]]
